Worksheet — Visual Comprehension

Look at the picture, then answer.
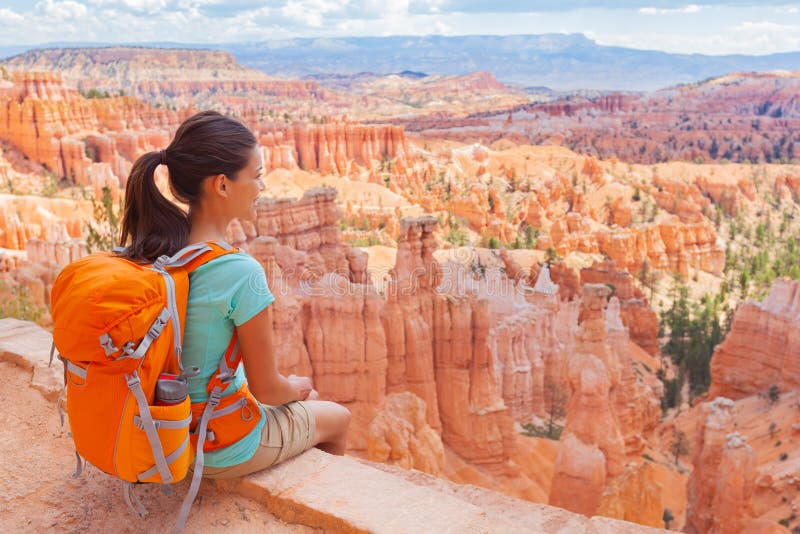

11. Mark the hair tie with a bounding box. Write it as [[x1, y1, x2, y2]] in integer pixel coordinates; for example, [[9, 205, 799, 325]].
[[160, 150, 167, 166]]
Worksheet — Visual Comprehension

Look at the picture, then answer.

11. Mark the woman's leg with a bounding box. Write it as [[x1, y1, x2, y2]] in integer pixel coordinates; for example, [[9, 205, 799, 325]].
[[303, 399, 351, 455]]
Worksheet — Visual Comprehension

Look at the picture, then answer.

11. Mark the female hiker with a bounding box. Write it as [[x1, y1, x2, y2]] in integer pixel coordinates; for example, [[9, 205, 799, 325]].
[[120, 109, 351, 479]]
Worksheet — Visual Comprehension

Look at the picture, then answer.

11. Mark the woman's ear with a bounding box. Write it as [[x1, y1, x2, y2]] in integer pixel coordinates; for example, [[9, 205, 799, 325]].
[[208, 173, 228, 198]]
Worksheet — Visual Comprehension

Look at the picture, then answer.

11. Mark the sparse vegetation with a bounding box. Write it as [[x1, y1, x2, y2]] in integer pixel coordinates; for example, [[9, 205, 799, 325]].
[[769, 384, 781, 405], [41, 173, 60, 198], [351, 235, 384, 247], [670, 430, 690, 466], [443, 217, 469, 247], [85, 186, 121, 253], [659, 279, 730, 405], [0, 280, 45, 324], [545, 382, 568, 439], [662, 508, 674, 530], [79, 88, 112, 99], [510, 225, 538, 249]]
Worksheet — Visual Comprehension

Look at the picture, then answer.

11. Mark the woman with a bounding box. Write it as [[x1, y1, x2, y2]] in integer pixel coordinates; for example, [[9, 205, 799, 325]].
[[119, 110, 350, 478]]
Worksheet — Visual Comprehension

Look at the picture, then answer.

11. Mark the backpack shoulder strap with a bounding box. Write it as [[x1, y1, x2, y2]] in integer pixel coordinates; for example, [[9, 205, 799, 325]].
[[165, 241, 240, 273], [205, 332, 241, 396]]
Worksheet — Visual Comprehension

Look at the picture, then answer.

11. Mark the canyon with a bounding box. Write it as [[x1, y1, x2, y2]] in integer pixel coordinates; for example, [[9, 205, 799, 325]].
[[402, 71, 800, 165], [0, 46, 798, 533]]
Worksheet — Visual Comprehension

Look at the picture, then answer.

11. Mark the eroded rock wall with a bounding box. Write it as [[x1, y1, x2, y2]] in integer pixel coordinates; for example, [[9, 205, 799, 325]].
[[709, 279, 800, 400]]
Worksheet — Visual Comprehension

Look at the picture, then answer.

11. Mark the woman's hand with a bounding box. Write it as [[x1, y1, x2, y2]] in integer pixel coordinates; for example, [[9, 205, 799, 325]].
[[288, 374, 313, 401]]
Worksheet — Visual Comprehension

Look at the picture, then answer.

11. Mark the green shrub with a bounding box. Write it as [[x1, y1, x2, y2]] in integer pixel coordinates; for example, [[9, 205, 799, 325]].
[[85, 186, 120, 253], [0, 280, 44, 323]]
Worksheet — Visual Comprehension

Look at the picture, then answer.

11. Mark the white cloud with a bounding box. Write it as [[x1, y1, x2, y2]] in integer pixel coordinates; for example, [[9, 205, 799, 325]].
[[639, 4, 702, 15], [736, 20, 800, 31], [595, 17, 800, 55], [280, 0, 341, 28], [433, 20, 451, 34], [0, 8, 24, 22], [120, 0, 170, 12], [35, 0, 88, 19], [90, 0, 168, 7]]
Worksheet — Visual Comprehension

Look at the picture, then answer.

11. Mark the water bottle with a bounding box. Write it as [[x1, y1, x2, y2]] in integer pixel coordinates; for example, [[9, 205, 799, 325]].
[[154, 367, 199, 406]]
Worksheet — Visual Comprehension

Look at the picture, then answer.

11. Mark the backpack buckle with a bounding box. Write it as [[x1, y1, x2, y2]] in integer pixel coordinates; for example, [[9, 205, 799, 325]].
[[215, 371, 234, 384], [152, 254, 170, 270], [208, 389, 223, 408], [99, 333, 119, 357], [125, 372, 140, 389], [148, 319, 166, 340]]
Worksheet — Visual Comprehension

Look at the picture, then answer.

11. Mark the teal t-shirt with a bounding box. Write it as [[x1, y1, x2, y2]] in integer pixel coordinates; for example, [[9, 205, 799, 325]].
[[183, 249, 274, 467]]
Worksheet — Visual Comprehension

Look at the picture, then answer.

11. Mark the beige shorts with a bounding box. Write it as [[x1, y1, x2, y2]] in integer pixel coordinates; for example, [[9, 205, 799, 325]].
[[202, 401, 316, 479]]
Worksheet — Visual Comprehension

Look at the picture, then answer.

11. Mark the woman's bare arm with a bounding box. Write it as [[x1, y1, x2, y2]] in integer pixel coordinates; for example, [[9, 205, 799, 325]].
[[237, 305, 311, 405]]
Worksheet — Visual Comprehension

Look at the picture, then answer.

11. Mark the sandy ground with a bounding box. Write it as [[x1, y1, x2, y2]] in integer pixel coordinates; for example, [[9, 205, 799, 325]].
[[0, 361, 313, 533]]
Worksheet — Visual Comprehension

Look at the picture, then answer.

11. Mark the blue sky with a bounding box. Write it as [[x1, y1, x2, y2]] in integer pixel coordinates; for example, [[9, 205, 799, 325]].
[[0, 1, 798, 55]]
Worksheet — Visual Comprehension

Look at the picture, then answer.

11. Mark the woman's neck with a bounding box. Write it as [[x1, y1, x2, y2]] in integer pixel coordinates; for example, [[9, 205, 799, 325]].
[[187, 207, 230, 244]]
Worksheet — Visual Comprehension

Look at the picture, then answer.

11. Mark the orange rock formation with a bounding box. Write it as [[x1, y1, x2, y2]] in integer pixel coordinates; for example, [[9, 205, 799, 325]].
[[550, 284, 661, 519], [581, 260, 659, 355], [367, 391, 445, 474], [709, 279, 800, 400], [685, 398, 764, 534], [260, 123, 408, 174], [0, 71, 183, 194]]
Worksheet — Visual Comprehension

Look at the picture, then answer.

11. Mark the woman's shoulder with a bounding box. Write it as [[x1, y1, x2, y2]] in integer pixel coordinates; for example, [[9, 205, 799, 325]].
[[193, 248, 262, 276]]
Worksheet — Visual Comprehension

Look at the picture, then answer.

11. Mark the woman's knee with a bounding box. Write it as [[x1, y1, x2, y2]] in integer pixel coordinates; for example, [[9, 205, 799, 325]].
[[308, 400, 350, 441], [323, 402, 351, 435]]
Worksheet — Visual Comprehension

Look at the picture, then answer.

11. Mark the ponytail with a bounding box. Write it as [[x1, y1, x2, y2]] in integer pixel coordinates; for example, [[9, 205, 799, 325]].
[[119, 151, 189, 261]]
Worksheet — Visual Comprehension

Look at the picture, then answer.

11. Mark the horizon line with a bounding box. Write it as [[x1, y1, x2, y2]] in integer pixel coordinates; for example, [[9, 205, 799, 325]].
[[3, 33, 799, 59]]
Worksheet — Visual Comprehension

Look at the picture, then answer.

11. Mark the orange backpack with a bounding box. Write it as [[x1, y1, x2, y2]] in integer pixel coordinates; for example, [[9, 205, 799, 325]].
[[50, 241, 260, 532]]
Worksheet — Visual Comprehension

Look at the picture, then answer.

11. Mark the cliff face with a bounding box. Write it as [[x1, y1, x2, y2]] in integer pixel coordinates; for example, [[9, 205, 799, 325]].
[[381, 217, 519, 474], [708, 279, 800, 400], [1, 70, 409, 188], [242, 206, 518, 476], [580, 260, 659, 355], [657, 277, 800, 534], [489, 286, 563, 424], [260, 123, 407, 174], [0, 71, 184, 192], [234, 193, 668, 513], [551, 218, 724, 278], [549, 285, 661, 519], [685, 398, 761, 534], [3, 48, 325, 107], [549, 285, 625, 515]]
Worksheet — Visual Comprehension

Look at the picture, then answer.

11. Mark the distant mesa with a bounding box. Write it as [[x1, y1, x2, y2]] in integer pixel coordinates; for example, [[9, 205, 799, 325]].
[[5, 34, 800, 91], [397, 70, 428, 79]]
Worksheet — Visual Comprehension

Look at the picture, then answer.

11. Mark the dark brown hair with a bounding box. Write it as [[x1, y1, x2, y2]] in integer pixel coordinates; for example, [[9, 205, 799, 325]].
[[120, 110, 257, 261]]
